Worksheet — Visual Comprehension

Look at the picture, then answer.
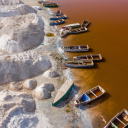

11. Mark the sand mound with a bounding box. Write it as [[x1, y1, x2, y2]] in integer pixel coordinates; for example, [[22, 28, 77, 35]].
[[40, 83, 54, 92], [43, 70, 60, 78], [34, 86, 51, 100], [0, 34, 24, 53], [0, 51, 51, 84], [23, 79, 37, 90], [0, 0, 20, 5], [0, 13, 44, 51], [0, 4, 37, 17], [9, 82, 23, 91], [0, 90, 38, 128]]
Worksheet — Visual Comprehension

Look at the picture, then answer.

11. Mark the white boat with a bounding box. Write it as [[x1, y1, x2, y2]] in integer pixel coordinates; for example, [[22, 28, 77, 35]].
[[62, 23, 81, 28], [74, 85, 105, 106], [64, 45, 89, 52], [104, 109, 128, 128], [52, 80, 74, 106], [73, 54, 102, 61], [64, 59, 94, 68], [60, 27, 71, 37]]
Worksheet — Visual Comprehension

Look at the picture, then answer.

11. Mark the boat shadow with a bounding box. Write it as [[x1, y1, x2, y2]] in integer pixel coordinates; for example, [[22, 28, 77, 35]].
[[78, 92, 111, 110], [54, 84, 81, 108]]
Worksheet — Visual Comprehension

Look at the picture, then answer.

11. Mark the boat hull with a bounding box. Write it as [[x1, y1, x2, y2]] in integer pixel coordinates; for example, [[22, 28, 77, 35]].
[[52, 83, 74, 106], [64, 49, 89, 52], [50, 16, 67, 20], [50, 21, 65, 26], [69, 30, 87, 34], [64, 64, 94, 68]]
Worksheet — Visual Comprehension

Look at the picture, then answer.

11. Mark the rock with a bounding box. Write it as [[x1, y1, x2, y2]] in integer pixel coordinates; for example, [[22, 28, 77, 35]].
[[9, 82, 23, 91], [35, 86, 51, 99], [40, 83, 54, 92], [0, 34, 24, 53], [0, 51, 51, 84], [43, 70, 60, 78], [23, 79, 37, 90], [21, 99, 36, 112], [0, 13, 44, 52]]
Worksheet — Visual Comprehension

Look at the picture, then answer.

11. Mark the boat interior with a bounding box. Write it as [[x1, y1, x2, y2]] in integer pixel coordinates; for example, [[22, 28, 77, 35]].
[[107, 110, 128, 128], [80, 86, 104, 101], [66, 45, 88, 50]]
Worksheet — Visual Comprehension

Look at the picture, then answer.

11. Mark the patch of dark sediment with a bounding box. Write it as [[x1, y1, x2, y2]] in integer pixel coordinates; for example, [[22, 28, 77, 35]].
[[0, 13, 44, 53], [0, 51, 51, 84]]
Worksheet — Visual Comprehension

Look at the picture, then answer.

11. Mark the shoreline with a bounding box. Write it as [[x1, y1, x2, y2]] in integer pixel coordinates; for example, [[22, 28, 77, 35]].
[[0, 0, 95, 127]]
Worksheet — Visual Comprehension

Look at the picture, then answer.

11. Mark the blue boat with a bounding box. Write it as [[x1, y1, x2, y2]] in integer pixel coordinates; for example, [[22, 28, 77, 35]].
[[49, 19, 65, 26], [50, 15, 67, 20], [74, 85, 106, 106]]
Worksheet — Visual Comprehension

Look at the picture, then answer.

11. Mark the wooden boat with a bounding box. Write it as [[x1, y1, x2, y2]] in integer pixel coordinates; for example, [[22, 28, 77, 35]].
[[50, 15, 67, 20], [63, 23, 81, 28], [69, 27, 88, 34], [74, 85, 105, 106], [49, 19, 65, 26], [104, 109, 128, 128], [73, 54, 102, 61], [64, 45, 89, 52], [38, 1, 51, 4], [55, 10, 63, 16], [60, 27, 71, 37], [43, 3, 58, 7], [52, 80, 74, 106], [64, 59, 94, 68], [81, 20, 90, 28]]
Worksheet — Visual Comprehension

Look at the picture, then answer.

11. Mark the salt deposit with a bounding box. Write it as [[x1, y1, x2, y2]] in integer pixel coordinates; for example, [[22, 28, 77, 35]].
[[0, 0, 20, 5], [0, 90, 37, 128], [23, 79, 37, 90], [0, 4, 37, 17], [40, 83, 54, 92], [9, 82, 23, 91], [34, 86, 51, 100], [43, 70, 60, 78], [0, 34, 24, 53], [0, 51, 51, 84], [0, 13, 44, 51]]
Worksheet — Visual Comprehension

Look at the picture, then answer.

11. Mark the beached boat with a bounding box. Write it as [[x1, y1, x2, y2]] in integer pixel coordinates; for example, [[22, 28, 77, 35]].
[[43, 3, 58, 8], [74, 85, 105, 106], [52, 80, 74, 106], [104, 109, 128, 128], [69, 27, 88, 34], [60, 27, 71, 37], [81, 20, 90, 28], [49, 19, 65, 26], [64, 59, 94, 68], [64, 45, 89, 52], [73, 54, 102, 61], [50, 15, 67, 20], [55, 10, 63, 16], [62, 23, 81, 28], [38, 1, 51, 4]]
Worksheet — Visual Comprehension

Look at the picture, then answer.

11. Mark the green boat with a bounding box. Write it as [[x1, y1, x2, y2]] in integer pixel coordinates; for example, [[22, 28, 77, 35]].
[[43, 3, 58, 8], [52, 80, 74, 106]]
